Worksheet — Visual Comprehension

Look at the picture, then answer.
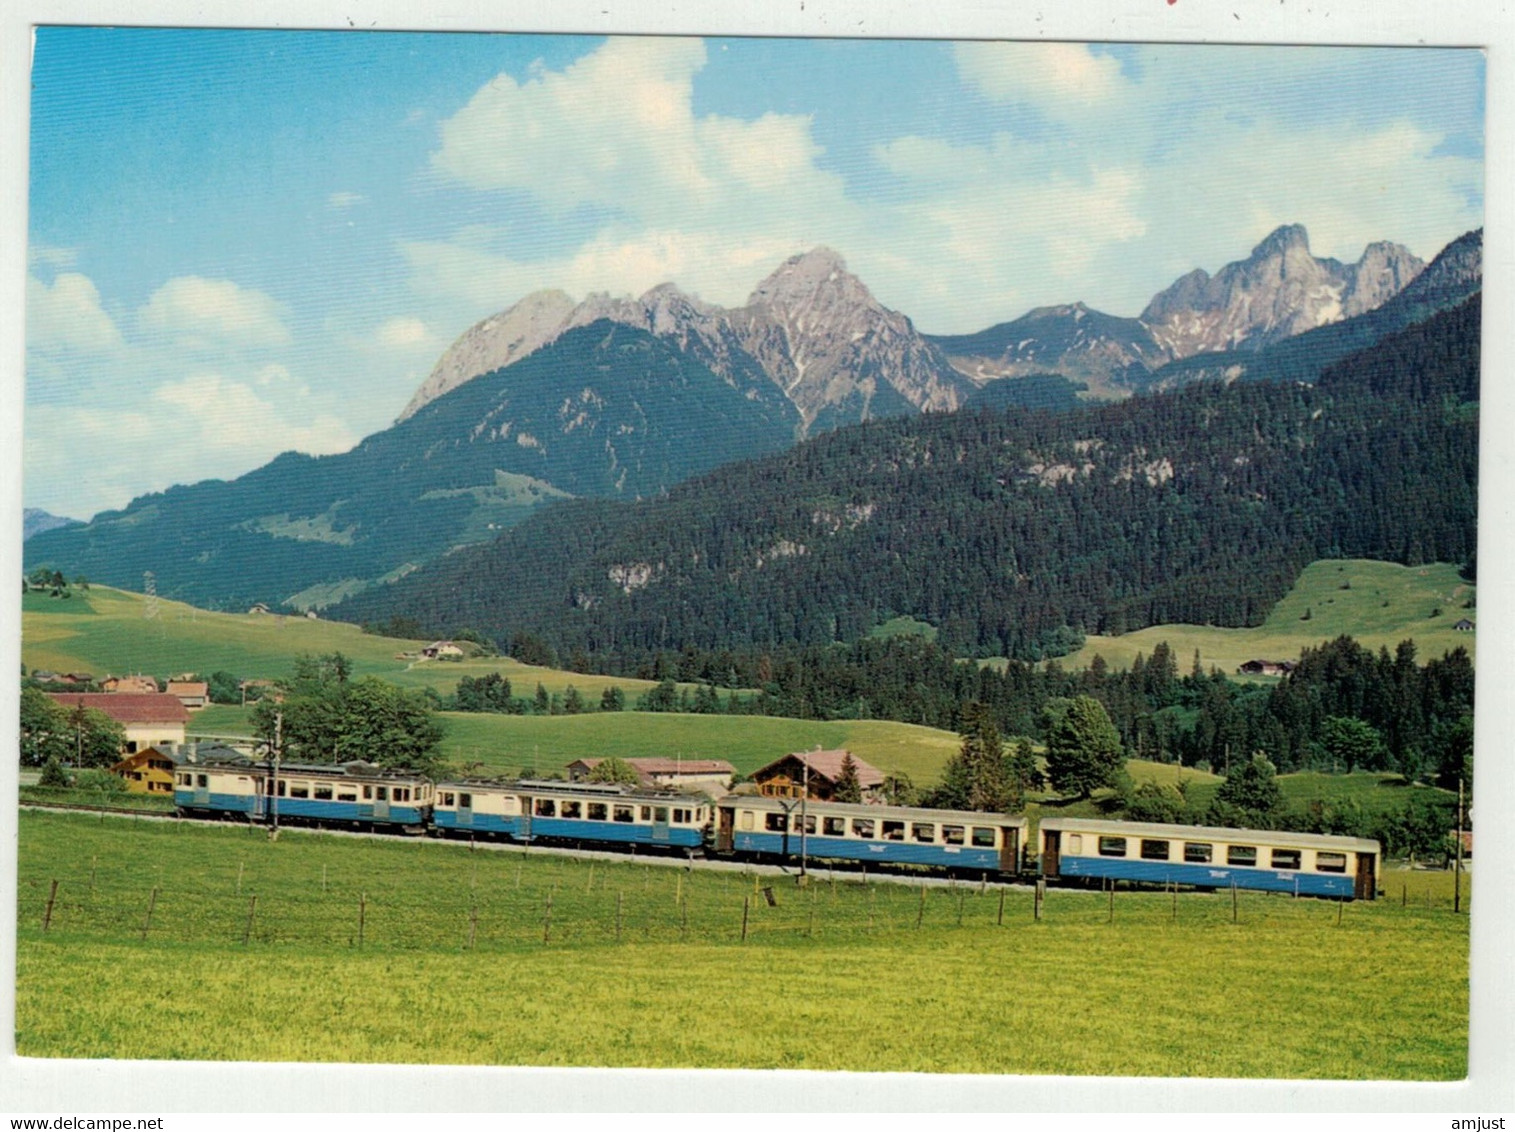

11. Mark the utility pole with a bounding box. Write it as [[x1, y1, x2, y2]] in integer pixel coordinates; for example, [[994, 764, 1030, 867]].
[[268, 710, 282, 838], [1455, 776, 1465, 914], [799, 756, 809, 881]]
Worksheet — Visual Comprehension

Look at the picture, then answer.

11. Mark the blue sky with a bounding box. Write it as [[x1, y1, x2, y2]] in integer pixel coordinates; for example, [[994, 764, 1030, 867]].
[[25, 29, 1485, 520]]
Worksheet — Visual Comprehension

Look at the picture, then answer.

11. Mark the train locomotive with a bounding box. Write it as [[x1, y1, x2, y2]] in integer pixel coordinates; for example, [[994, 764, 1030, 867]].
[[171, 752, 1380, 899]]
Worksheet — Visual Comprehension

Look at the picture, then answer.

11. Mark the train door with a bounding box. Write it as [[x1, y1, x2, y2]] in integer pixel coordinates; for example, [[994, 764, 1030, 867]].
[[1354, 851, 1377, 900], [651, 806, 671, 843], [1042, 829, 1062, 878], [716, 806, 735, 853], [999, 826, 1019, 873], [193, 773, 210, 807], [457, 791, 473, 828], [372, 785, 390, 821], [518, 797, 532, 841]]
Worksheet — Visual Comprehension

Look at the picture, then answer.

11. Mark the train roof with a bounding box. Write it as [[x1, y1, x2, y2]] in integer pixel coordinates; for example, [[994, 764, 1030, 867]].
[[435, 777, 700, 803], [1037, 816, 1379, 854], [195, 755, 430, 783], [717, 793, 1026, 827]]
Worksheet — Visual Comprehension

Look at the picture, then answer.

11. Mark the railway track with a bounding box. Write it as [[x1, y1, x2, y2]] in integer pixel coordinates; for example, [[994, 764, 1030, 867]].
[[18, 800, 1034, 890]]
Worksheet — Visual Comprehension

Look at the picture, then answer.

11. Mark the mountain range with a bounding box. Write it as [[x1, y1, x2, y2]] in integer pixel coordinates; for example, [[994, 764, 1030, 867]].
[[24, 225, 1481, 618]]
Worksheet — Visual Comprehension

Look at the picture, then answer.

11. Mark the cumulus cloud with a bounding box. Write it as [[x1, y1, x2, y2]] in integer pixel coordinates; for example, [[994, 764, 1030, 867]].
[[377, 316, 434, 348], [955, 41, 1131, 111], [27, 272, 124, 355], [137, 276, 291, 350]]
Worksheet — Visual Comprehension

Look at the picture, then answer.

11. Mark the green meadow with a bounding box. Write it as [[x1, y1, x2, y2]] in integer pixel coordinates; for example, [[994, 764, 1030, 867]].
[[1061, 559, 1475, 674], [14, 811, 1468, 1077]]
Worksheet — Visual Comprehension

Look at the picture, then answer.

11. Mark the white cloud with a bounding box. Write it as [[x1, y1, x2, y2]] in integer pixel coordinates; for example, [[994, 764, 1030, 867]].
[[26, 272, 124, 355], [377, 316, 434, 348], [137, 276, 291, 350], [954, 42, 1131, 111], [28, 245, 79, 270]]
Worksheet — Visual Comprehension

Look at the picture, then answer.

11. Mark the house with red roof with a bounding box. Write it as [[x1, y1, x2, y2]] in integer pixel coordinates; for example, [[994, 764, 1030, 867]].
[[567, 757, 736, 795], [47, 692, 189, 754]]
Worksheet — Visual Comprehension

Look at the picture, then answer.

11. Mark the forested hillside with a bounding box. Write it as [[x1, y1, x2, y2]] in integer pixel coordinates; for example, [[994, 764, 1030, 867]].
[[333, 296, 1479, 665]]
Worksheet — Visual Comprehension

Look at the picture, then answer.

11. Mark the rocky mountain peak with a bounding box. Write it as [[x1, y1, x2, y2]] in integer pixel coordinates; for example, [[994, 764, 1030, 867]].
[[1250, 223, 1311, 260]]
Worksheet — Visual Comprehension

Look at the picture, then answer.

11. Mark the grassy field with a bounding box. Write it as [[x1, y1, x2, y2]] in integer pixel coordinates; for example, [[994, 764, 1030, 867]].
[[20, 586, 679, 701], [1061, 559, 1475, 674], [14, 810, 1468, 1076]]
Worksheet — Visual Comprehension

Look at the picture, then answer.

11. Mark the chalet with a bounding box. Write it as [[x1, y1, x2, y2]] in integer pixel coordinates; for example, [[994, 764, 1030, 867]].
[[110, 746, 178, 795], [567, 757, 736, 795], [1453, 619, 1475, 632], [103, 674, 160, 695], [165, 680, 210, 710], [1237, 660, 1295, 677], [421, 641, 464, 660], [750, 749, 886, 803], [47, 692, 189, 754]]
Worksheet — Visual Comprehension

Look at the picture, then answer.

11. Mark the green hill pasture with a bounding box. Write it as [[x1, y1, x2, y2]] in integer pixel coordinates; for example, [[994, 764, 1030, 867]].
[[1060, 560, 1475, 674], [15, 811, 1467, 1077]]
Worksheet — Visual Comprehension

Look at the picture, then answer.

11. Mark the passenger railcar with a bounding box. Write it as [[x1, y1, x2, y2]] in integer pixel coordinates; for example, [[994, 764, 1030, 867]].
[[435, 778, 711, 851], [174, 755, 433, 832], [715, 795, 1026, 874], [1036, 816, 1379, 900]]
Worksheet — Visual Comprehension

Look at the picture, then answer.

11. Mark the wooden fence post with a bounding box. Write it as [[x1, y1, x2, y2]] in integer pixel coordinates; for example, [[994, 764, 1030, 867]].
[[543, 890, 554, 945], [680, 894, 688, 940], [616, 891, 624, 943], [997, 888, 1005, 926], [468, 902, 478, 950], [139, 886, 159, 941], [1108, 882, 1115, 924], [242, 895, 257, 945], [1231, 881, 1238, 924], [741, 895, 750, 942], [1171, 880, 1177, 921], [1034, 880, 1043, 922], [957, 889, 965, 927], [237, 860, 244, 896], [916, 884, 925, 929], [358, 892, 366, 947], [42, 879, 59, 931]]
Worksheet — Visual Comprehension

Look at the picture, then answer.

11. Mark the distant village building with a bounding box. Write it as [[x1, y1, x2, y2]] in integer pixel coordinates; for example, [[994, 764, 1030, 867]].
[[102, 675, 160, 695], [110, 747, 178, 794], [421, 641, 464, 660], [1453, 618, 1475, 632], [1237, 660, 1295, 677], [567, 757, 736, 795], [164, 680, 210, 710], [750, 749, 886, 803], [48, 692, 189, 754]]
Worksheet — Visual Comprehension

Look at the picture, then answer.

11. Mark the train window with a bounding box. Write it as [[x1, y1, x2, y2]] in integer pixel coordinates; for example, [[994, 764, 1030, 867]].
[[535, 799, 556, 817], [338, 792, 357, 802], [395, 788, 410, 803], [361, 785, 371, 800], [1067, 834, 1083, 854], [739, 811, 754, 831], [1098, 837, 1127, 857], [588, 803, 608, 821], [314, 786, 334, 801], [460, 793, 472, 808], [614, 805, 635, 823], [882, 821, 905, 841], [641, 807, 653, 821], [824, 817, 846, 836], [972, 827, 997, 848], [1271, 849, 1301, 870], [765, 813, 788, 832], [852, 818, 875, 839], [277, 781, 286, 797], [1140, 839, 1170, 861], [1184, 842, 1213, 863], [1227, 846, 1257, 866], [196, 774, 208, 788], [654, 807, 670, 823], [1316, 851, 1347, 873], [441, 792, 455, 806], [376, 787, 388, 802], [561, 801, 582, 819], [673, 808, 691, 823], [290, 786, 310, 799], [912, 823, 935, 843], [941, 826, 964, 845]]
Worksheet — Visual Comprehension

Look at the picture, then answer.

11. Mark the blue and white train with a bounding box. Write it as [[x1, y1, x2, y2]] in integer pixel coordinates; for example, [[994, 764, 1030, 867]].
[[172, 754, 1380, 898]]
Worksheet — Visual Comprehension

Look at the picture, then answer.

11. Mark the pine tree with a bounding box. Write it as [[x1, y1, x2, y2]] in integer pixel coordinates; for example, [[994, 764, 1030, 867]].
[[833, 752, 864, 804]]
